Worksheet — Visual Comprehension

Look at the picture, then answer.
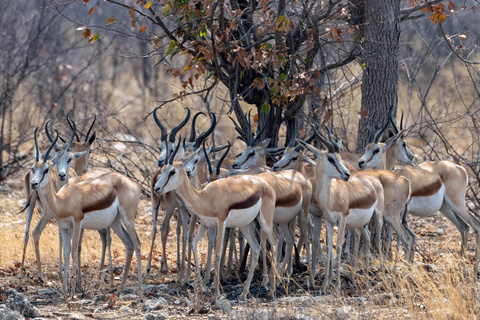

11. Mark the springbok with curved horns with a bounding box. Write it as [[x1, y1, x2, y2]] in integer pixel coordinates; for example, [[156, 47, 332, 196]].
[[30, 129, 142, 295], [20, 121, 86, 280], [154, 138, 277, 303], [358, 112, 480, 272], [297, 126, 384, 293], [147, 110, 216, 285]]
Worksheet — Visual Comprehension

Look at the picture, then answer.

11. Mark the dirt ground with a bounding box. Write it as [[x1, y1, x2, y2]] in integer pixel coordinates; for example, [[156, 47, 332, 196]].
[[1, 174, 479, 319]]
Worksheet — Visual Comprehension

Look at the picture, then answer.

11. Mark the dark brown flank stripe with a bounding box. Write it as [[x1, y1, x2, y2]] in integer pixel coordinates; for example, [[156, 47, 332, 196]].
[[349, 189, 377, 210], [276, 189, 302, 207], [412, 178, 443, 197], [83, 189, 116, 213], [229, 190, 261, 211]]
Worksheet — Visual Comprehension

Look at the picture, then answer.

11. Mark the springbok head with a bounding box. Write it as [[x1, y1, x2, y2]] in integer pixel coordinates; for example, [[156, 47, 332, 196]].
[[297, 125, 350, 181]]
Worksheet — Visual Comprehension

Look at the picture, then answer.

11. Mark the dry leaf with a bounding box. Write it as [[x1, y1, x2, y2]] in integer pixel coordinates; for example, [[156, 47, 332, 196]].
[[139, 26, 146, 33], [106, 17, 115, 25], [88, 7, 95, 15]]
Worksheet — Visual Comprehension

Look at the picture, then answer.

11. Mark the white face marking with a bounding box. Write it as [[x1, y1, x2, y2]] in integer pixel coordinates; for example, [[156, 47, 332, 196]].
[[358, 143, 382, 169], [272, 149, 299, 172], [154, 165, 180, 194], [232, 146, 259, 169], [408, 184, 445, 217], [396, 140, 415, 164], [30, 162, 51, 190], [324, 153, 350, 181]]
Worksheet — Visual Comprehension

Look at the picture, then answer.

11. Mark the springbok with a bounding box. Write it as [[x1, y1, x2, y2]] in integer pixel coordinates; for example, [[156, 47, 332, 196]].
[[147, 109, 217, 286], [154, 139, 277, 303], [358, 114, 480, 272], [20, 116, 98, 280], [297, 126, 384, 294], [29, 129, 142, 295]]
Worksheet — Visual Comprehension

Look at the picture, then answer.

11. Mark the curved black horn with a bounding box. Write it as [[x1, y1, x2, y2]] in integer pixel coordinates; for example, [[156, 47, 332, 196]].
[[44, 129, 59, 162], [400, 110, 404, 131], [216, 140, 231, 176], [195, 113, 216, 149], [169, 108, 191, 143], [189, 112, 206, 142], [65, 118, 77, 151], [66, 111, 80, 142], [247, 109, 253, 146], [369, 117, 376, 143], [84, 114, 96, 142], [153, 106, 168, 142], [34, 127, 40, 162], [323, 125, 339, 152], [312, 125, 335, 153], [386, 107, 398, 135], [45, 121, 61, 152], [168, 135, 182, 165], [288, 122, 297, 148], [374, 119, 389, 143], [202, 140, 213, 175]]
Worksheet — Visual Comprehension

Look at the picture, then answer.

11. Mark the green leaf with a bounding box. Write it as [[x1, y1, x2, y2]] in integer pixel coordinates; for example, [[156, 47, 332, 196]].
[[166, 40, 176, 56], [279, 73, 287, 82], [89, 33, 99, 43], [261, 103, 271, 113], [261, 42, 272, 51]]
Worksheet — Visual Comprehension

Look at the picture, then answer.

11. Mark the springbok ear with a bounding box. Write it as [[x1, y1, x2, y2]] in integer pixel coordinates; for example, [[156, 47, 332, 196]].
[[383, 131, 403, 150], [87, 132, 96, 146], [296, 139, 322, 158], [256, 138, 271, 149], [337, 139, 343, 150], [72, 151, 87, 159], [302, 155, 317, 167]]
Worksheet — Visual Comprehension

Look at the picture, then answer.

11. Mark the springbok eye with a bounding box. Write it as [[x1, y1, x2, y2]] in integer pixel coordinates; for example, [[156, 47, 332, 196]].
[[403, 142, 406, 147], [169, 170, 176, 176], [373, 148, 379, 154], [194, 160, 198, 164], [248, 151, 255, 157], [328, 157, 335, 164], [67, 158, 72, 163], [44, 168, 49, 174], [291, 157, 298, 161]]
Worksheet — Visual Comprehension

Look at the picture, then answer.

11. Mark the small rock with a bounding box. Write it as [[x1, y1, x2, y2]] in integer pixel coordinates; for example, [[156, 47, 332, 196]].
[[215, 297, 231, 313], [37, 288, 59, 295], [354, 296, 366, 304], [143, 297, 168, 311], [120, 293, 138, 300], [70, 313, 86, 320], [119, 306, 133, 314], [6, 290, 40, 318], [145, 313, 167, 320], [294, 315, 313, 320], [174, 299, 181, 305], [436, 229, 445, 235], [93, 294, 107, 304], [334, 306, 354, 320], [0, 305, 23, 320]]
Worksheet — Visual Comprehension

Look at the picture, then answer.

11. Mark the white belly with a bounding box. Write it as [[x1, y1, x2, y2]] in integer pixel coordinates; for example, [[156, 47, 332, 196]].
[[224, 199, 262, 228], [346, 205, 376, 229], [324, 200, 377, 229], [81, 198, 119, 230], [408, 185, 445, 217], [273, 200, 302, 224]]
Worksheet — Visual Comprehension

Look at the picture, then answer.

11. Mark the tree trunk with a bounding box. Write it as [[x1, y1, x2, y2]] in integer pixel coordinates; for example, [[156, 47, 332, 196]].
[[354, 0, 401, 153]]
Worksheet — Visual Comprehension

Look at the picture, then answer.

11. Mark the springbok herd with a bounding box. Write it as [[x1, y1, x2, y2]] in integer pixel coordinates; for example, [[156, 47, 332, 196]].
[[20, 107, 480, 304]]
